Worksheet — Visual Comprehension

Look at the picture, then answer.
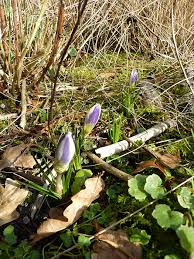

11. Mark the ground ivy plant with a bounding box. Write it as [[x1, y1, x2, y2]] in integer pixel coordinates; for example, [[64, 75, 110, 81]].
[[128, 173, 194, 257]]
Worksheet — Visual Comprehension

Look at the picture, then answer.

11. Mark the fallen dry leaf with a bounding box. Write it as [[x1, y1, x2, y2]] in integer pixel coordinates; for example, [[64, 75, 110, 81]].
[[153, 151, 180, 169], [0, 178, 29, 226], [133, 160, 166, 174], [0, 144, 36, 170], [32, 176, 105, 242], [92, 229, 142, 259]]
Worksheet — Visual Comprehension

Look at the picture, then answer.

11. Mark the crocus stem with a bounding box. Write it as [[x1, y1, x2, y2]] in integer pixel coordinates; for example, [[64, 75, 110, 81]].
[[56, 173, 63, 196]]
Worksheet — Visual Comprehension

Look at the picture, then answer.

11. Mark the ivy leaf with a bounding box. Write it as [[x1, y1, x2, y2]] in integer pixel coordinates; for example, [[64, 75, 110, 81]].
[[130, 228, 151, 245], [128, 175, 147, 201], [152, 204, 184, 230], [78, 235, 91, 247], [71, 169, 93, 194], [144, 174, 166, 199], [3, 225, 17, 245], [176, 225, 194, 253], [177, 187, 194, 210]]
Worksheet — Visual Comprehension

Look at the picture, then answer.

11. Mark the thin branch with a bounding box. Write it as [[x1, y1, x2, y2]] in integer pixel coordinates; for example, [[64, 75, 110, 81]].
[[48, 0, 88, 129], [85, 151, 131, 181], [171, 5, 194, 95], [0, 113, 18, 120], [11, 0, 19, 63], [0, 3, 9, 72], [19, 79, 27, 129], [13, 0, 49, 92], [35, 1, 65, 88]]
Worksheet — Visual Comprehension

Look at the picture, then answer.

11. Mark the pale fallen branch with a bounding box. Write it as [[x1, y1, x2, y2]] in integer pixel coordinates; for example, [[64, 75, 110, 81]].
[[85, 152, 131, 181], [95, 119, 176, 159], [0, 113, 18, 120]]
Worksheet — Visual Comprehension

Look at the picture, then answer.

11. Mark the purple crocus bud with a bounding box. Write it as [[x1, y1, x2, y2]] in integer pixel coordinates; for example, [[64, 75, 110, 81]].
[[84, 104, 101, 135], [130, 69, 138, 84], [54, 132, 75, 174]]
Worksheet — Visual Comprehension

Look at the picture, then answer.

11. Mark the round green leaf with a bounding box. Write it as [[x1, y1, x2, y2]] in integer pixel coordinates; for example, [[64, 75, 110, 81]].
[[130, 228, 151, 245], [144, 174, 166, 199], [176, 225, 194, 253], [177, 187, 194, 210], [152, 204, 184, 230], [128, 174, 147, 201]]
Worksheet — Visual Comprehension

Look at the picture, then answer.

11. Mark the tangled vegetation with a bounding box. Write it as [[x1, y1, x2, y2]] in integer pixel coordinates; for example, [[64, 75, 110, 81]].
[[0, 0, 194, 258]]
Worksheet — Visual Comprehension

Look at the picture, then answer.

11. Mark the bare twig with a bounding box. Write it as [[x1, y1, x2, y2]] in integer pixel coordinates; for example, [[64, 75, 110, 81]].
[[11, 0, 19, 64], [171, 5, 194, 95], [95, 120, 176, 158], [35, 0, 65, 87], [0, 4, 9, 72], [85, 151, 131, 181], [0, 113, 18, 120], [19, 79, 27, 129], [48, 0, 88, 129], [13, 0, 49, 92]]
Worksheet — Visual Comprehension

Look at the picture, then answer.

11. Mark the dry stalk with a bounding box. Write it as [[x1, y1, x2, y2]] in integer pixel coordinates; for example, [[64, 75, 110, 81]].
[[0, 113, 18, 120], [35, 0, 65, 88], [13, 0, 49, 92], [171, 5, 194, 95], [11, 0, 19, 64], [0, 4, 9, 72], [48, 0, 89, 129], [19, 79, 27, 129]]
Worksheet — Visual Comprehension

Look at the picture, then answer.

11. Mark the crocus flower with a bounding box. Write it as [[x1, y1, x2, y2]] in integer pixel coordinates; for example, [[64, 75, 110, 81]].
[[84, 103, 101, 135], [130, 69, 138, 84], [54, 132, 75, 174]]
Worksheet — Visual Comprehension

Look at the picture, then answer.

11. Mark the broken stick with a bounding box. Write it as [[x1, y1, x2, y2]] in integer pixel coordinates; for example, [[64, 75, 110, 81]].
[[85, 151, 131, 181], [95, 119, 176, 159]]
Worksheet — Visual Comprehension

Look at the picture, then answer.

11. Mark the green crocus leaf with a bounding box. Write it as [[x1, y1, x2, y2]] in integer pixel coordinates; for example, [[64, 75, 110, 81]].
[[176, 225, 194, 253], [177, 187, 194, 210], [3, 225, 17, 245], [144, 174, 166, 199], [128, 174, 147, 201], [130, 228, 151, 245], [71, 169, 93, 194], [152, 204, 184, 230]]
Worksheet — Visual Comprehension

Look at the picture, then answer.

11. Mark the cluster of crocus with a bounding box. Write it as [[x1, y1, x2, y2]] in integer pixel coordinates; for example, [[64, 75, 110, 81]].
[[130, 68, 138, 85], [54, 104, 101, 195]]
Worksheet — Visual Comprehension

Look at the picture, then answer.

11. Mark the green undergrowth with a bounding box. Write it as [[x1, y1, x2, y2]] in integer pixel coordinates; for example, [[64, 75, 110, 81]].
[[1, 52, 194, 258]]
